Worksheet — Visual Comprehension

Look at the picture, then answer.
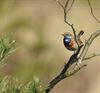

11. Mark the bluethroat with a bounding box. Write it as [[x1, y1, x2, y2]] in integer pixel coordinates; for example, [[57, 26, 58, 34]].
[[62, 31, 84, 51]]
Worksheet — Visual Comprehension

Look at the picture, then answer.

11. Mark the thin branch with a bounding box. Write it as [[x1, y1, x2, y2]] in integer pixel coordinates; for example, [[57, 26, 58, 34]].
[[64, 0, 74, 26], [64, 0, 70, 9], [88, 0, 100, 23], [83, 52, 100, 61], [79, 30, 100, 61], [66, 0, 75, 15], [55, 0, 64, 9], [66, 64, 86, 77]]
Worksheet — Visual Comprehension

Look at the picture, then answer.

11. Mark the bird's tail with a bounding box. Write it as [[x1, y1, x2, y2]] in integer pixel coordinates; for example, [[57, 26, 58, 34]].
[[77, 30, 84, 45], [78, 30, 84, 38]]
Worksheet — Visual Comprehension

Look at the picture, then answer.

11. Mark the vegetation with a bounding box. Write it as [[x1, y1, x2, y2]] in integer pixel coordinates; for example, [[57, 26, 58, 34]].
[[0, 0, 99, 93], [0, 35, 45, 93]]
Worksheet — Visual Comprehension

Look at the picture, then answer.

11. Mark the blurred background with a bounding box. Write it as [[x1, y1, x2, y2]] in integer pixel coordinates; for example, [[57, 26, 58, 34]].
[[0, 0, 100, 93]]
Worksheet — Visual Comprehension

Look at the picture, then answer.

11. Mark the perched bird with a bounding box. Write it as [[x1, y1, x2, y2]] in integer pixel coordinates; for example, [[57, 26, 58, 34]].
[[62, 31, 84, 51]]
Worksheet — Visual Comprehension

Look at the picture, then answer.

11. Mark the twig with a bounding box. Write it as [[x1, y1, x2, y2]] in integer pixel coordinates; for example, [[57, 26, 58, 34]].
[[83, 52, 100, 61], [66, 0, 75, 15], [55, 0, 64, 9], [88, 0, 100, 23], [79, 30, 100, 61], [66, 64, 87, 77]]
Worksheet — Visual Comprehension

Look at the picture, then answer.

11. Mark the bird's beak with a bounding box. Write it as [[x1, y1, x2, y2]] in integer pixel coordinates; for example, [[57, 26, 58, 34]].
[[62, 33, 65, 36]]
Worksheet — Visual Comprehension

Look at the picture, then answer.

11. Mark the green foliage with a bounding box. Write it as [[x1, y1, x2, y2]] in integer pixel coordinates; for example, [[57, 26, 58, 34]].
[[0, 75, 46, 93], [0, 35, 16, 66], [0, 35, 46, 93]]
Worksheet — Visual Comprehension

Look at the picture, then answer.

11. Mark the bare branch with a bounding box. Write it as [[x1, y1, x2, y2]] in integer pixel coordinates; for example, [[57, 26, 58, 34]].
[[83, 52, 100, 61], [55, 0, 64, 9], [66, 0, 75, 15], [64, 0, 74, 26], [79, 30, 100, 61], [88, 0, 100, 23], [66, 64, 86, 77]]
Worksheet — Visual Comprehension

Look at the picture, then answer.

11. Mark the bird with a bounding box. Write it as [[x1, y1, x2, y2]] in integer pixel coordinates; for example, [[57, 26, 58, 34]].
[[62, 31, 84, 51]]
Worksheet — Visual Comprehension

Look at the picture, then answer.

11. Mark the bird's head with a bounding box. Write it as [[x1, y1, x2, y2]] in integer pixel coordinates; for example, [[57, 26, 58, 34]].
[[62, 32, 72, 43], [62, 32, 72, 37]]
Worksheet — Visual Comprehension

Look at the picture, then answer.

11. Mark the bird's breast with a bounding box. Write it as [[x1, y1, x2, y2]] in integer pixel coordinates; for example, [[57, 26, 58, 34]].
[[64, 40, 78, 51]]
